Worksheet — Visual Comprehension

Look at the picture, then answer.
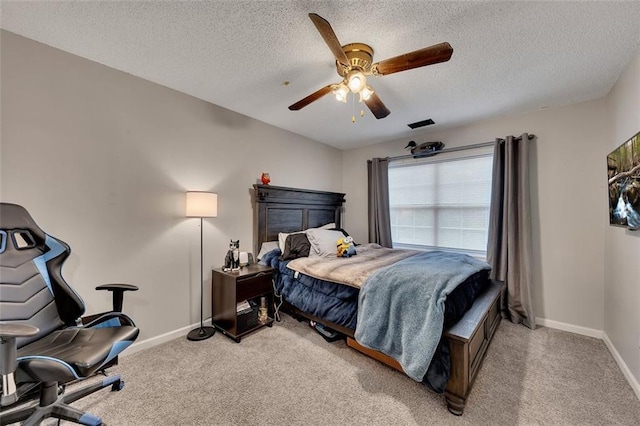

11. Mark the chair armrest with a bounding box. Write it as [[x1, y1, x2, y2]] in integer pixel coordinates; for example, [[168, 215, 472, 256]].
[[0, 323, 39, 339], [0, 323, 39, 407], [95, 283, 138, 312]]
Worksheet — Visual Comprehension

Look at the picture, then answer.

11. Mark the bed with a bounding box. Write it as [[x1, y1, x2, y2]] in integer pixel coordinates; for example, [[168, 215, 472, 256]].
[[252, 184, 502, 415]]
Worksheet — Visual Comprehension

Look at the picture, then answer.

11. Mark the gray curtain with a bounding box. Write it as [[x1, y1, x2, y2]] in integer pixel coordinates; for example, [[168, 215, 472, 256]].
[[367, 157, 392, 247], [487, 134, 536, 329]]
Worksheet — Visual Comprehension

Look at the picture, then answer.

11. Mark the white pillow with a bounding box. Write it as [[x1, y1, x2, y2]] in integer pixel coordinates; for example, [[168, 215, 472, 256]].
[[257, 241, 279, 260], [306, 229, 346, 257], [319, 222, 336, 229]]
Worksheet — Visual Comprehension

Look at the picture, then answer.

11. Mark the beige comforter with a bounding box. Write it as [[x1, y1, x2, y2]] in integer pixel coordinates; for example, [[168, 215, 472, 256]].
[[286, 243, 417, 288]]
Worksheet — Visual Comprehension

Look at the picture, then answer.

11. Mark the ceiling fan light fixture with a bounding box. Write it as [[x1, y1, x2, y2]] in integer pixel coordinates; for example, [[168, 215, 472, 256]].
[[347, 70, 366, 93], [360, 85, 374, 101], [288, 14, 452, 121], [333, 83, 349, 102]]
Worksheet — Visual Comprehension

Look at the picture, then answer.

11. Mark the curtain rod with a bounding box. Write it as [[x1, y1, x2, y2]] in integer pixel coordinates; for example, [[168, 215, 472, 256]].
[[386, 141, 494, 162], [384, 134, 535, 162]]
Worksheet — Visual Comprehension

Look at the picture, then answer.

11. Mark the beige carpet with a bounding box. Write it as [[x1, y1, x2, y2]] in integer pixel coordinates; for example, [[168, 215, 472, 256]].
[[62, 315, 640, 425]]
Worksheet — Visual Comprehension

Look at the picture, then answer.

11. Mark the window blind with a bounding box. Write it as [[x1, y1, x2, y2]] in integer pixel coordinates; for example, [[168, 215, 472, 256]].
[[388, 152, 493, 257]]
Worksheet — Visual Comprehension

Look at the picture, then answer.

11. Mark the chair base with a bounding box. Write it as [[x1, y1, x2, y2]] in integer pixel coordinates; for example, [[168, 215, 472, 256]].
[[187, 326, 216, 341], [0, 375, 122, 426]]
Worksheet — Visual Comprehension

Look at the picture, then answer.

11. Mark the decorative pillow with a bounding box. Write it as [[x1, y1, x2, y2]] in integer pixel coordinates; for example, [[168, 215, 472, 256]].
[[280, 233, 311, 261], [278, 231, 303, 251], [306, 229, 347, 257], [278, 223, 334, 250], [277, 224, 340, 251], [257, 241, 280, 260]]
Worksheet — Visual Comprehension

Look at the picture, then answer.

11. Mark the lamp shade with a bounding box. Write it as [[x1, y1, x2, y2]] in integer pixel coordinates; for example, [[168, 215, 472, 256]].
[[185, 192, 218, 218]]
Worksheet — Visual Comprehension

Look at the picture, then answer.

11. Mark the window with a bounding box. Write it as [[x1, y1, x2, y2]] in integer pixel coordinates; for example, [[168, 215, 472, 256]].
[[388, 152, 493, 258]]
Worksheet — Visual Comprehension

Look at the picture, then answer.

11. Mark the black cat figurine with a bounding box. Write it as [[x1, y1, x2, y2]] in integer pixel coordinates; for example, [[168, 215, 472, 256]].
[[223, 239, 240, 271]]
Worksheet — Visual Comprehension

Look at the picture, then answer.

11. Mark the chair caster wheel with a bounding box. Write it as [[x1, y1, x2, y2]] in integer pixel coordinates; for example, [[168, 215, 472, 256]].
[[111, 380, 125, 391]]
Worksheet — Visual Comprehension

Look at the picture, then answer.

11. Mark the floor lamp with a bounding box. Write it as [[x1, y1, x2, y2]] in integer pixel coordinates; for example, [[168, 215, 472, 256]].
[[186, 191, 218, 341]]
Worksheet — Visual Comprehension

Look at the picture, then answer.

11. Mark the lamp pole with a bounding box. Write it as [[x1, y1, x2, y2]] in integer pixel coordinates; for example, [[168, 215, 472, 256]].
[[186, 192, 217, 341]]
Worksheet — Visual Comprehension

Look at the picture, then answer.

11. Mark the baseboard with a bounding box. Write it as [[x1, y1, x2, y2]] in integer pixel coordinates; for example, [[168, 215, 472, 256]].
[[535, 317, 603, 339], [603, 332, 640, 400], [122, 318, 212, 357]]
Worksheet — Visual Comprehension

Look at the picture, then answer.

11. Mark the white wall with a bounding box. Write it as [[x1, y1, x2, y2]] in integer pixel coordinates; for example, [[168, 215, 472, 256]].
[[604, 51, 640, 386], [342, 99, 608, 332], [0, 31, 343, 342]]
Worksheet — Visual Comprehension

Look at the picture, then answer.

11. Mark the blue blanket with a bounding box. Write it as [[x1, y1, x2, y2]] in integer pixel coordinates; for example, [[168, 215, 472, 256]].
[[354, 251, 490, 382], [260, 248, 359, 329]]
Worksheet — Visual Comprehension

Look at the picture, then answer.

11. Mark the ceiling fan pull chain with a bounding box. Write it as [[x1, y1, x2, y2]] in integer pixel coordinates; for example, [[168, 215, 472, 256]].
[[352, 93, 356, 123]]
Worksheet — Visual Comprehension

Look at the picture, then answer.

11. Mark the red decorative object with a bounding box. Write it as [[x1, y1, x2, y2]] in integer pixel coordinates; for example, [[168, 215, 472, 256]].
[[261, 172, 271, 185]]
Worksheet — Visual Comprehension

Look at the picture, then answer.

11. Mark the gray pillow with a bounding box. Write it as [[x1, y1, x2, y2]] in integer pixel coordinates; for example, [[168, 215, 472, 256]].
[[306, 228, 346, 257]]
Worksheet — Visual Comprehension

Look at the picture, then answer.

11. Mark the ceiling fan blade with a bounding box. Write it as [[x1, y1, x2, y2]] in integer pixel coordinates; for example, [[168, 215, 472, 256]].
[[364, 92, 391, 119], [288, 84, 334, 111], [373, 42, 453, 76], [308, 13, 350, 66]]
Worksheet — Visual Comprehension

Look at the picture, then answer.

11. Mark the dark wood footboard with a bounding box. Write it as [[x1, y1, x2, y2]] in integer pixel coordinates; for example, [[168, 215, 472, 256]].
[[343, 280, 502, 415], [444, 280, 502, 415], [287, 280, 503, 415]]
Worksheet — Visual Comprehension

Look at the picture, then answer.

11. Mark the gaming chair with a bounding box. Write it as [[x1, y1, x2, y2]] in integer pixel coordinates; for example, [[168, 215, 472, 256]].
[[0, 202, 139, 425]]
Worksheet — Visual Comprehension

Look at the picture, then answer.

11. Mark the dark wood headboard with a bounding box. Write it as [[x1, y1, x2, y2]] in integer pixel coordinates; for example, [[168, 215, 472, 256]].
[[252, 184, 346, 255]]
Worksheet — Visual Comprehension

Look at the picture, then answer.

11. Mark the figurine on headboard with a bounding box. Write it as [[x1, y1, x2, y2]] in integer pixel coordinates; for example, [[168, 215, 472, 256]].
[[223, 239, 240, 272], [261, 172, 271, 185]]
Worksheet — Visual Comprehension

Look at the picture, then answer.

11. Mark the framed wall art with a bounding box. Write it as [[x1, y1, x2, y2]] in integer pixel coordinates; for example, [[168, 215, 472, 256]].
[[607, 131, 640, 230]]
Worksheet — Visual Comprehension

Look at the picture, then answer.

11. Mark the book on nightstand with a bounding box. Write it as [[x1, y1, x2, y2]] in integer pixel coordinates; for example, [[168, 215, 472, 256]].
[[236, 300, 252, 314]]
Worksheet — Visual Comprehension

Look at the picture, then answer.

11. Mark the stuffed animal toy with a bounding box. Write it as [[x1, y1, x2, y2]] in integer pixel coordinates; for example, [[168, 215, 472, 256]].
[[337, 236, 357, 257]]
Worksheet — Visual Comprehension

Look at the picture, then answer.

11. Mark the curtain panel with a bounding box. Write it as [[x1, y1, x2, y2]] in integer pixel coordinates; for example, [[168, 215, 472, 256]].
[[367, 158, 392, 248], [487, 133, 536, 329]]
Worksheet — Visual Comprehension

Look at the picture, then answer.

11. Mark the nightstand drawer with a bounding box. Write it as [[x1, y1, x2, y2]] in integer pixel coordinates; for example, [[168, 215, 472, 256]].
[[236, 272, 272, 301]]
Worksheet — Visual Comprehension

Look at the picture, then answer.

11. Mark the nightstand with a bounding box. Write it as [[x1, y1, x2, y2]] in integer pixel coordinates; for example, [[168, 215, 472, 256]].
[[211, 264, 275, 342]]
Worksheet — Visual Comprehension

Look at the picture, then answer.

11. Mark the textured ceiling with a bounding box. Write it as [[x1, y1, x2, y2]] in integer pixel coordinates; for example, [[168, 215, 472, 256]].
[[1, 1, 639, 150]]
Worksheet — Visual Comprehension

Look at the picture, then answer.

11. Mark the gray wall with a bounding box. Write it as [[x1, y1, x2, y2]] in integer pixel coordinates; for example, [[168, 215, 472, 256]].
[[342, 51, 640, 393], [604, 51, 640, 391], [343, 99, 607, 333], [0, 31, 343, 342]]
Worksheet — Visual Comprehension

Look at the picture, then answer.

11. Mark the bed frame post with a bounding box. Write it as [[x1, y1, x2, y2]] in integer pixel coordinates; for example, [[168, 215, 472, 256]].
[[444, 337, 469, 415]]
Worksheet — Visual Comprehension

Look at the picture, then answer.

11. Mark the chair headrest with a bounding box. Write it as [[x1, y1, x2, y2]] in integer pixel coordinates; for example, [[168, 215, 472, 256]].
[[0, 203, 47, 243]]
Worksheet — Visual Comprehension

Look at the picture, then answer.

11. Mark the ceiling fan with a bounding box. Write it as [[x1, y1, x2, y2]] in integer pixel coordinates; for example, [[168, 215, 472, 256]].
[[288, 13, 454, 120]]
